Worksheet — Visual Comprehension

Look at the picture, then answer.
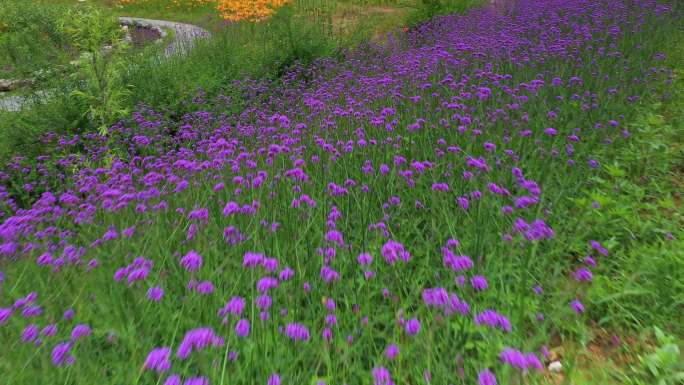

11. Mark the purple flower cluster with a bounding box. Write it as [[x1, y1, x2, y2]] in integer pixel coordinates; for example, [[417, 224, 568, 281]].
[[474, 310, 512, 333], [285, 323, 310, 341], [499, 348, 543, 371], [176, 328, 224, 359], [144, 347, 172, 373]]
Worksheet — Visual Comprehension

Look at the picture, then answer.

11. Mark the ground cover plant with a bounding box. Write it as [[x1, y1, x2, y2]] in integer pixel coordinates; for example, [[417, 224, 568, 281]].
[[537, 37, 684, 383], [0, 0, 682, 384]]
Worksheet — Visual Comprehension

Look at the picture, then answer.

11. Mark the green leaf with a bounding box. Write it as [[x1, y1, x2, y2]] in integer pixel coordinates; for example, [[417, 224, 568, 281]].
[[647, 113, 665, 126], [606, 163, 626, 178]]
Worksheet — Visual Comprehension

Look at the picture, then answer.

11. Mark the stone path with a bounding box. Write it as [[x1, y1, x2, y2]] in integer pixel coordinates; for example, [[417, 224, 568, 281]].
[[0, 95, 26, 112], [0, 18, 211, 112], [118, 17, 211, 57]]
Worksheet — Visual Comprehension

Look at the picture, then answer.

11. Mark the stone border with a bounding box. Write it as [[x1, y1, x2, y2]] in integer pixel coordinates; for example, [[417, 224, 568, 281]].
[[119, 18, 169, 43], [0, 78, 35, 93], [1, 17, 210, 111], [117, 17, 211, 57]]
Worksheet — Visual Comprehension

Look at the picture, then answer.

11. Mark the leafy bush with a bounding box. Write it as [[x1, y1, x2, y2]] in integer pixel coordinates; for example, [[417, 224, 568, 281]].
[[59, 6, 132, 135], [259, 2, 335, 77]]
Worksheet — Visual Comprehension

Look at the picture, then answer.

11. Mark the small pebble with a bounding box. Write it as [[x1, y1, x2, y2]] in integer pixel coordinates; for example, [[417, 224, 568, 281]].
[[549, 360, 563, 372]]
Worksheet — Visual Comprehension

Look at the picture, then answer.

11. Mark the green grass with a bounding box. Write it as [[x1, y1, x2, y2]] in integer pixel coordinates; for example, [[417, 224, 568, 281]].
[[536, 23, 684, 385], [580, 26, 684, 337], [40, 0, 229, 33]]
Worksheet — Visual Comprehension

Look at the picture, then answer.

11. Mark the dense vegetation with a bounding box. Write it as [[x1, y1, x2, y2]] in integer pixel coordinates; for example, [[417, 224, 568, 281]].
[[0, 1, 74, 77], [0, 0, 477, 162], [0, 1, 682, 384]]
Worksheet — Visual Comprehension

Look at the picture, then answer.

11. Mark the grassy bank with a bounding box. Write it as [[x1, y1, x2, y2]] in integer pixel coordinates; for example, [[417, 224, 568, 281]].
[[539, 28, 684, 384], [565, 23, 684, 385], [0, 0, 480, 165]]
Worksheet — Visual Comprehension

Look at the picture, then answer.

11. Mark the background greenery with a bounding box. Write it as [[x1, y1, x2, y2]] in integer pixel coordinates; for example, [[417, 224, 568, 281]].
[[0, 0, 478, 163]]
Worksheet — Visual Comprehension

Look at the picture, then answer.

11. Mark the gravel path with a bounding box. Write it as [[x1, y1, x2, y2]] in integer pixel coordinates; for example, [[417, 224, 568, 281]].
[[0, 95, 24, 112], [0, 18, 210, 112]]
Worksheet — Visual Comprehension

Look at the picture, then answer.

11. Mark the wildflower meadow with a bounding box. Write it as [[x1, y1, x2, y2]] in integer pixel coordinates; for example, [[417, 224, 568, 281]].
[[0, 0, 682, 384]]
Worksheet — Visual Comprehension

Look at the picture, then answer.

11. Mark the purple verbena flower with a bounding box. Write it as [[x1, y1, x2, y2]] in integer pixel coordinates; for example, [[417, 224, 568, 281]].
[[51, 341, 74, 366], [478, 369, 497, 385], [235, 319, 250, 337], [499, 348, 542, 371], [147, 286, 164, 302], [474, 310, 512, 333], [164, 375, 181, 385], [285, 323, 310, 341], [176, 327, 224, 359], [183, 376, 209, 385], [574, 267, 593, 282], [357, 252, 373, 265], [443, 248, 473, 271], [589, 240, 609, 256], [372, 366, 395, 385], [385, 344, 399, 360], [180, 250, 203, 272], [471, 276, 488, 291], [570, 299, 585, 314], [381, 240, 411, 264], [405, 318, 420, 336], [21, 324, 40, 343], [267, 374, 281, 385], [0, 308, 12, 325], [70, 324, 92, 341], [143, 347, 172, 373]]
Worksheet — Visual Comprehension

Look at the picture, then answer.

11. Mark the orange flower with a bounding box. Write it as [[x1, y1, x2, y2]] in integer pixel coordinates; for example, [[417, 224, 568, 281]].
[[116, 0, 214, 7], [216, 0, 291, 22], [115, 0, 289, 22]]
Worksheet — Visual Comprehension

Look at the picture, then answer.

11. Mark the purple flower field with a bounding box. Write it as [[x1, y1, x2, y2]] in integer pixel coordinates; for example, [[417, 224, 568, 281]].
[[0, 0, 680, 384]]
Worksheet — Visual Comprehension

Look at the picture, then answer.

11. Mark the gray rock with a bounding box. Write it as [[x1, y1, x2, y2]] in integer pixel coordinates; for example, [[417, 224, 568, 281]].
[[0, 90, 52, 112], [548, 361, 563, 372], [0, 78, 35, 92], [0, 95, 27, 112]]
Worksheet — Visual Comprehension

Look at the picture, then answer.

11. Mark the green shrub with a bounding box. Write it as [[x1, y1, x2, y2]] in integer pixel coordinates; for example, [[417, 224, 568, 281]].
[[260, 2, 335, 77], [59, 6, 131, 136], [626, 328, 684, 385]]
